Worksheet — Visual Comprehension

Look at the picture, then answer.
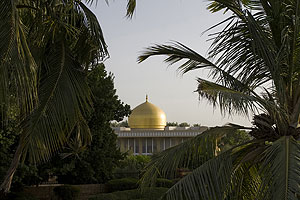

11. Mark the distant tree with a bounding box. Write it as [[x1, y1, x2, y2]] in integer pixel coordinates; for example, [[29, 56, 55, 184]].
[[167, 122, 191, 127], [179, 122, 190, 127], [193, 124, 201, 127], [166, 122, 179, 126]]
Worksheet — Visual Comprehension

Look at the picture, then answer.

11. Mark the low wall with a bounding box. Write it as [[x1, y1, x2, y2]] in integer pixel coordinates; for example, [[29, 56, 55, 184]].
[[23, 184, 106, 200]]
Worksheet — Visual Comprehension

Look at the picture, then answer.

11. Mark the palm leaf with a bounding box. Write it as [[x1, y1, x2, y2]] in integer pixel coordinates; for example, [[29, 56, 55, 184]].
[[196, 78, 263, 116], [163, 150, 234, 200], [162, 140, 263, 200], [77, 1, 108, 61], [257, 136, 300, 199], [138, 41, 263, 94], [0, 0, 37, 116], [138, 42, 286, 119], [140, 125, 252, 188], [20, 40, 92, 163], [126, 0, 136, 18]]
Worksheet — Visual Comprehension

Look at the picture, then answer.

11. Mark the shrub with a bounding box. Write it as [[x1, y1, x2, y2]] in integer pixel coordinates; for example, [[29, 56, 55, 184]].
[[140, 187, 169, 200], [155, 178, 173, 188], [4, 192, 38, 200], [89, 187, 169, 200], [53, 185, 80, 200], [113, 167, 139, 179], [113, 155, 150, 179], [106, 178, 138, 192]]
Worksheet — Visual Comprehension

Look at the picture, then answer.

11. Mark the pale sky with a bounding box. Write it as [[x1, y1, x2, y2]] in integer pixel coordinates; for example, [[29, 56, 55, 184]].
[[91, 0, 252, 127]]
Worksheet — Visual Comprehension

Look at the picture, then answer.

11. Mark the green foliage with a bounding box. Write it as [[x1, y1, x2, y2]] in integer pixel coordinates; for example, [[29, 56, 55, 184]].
[[0, 116, 18, 182], [0, 0, 134, 193], [122, 155, 151, 170], [1, 0, 107, 193], [166, 122, 178, 126], [219, 130, 251, 151], [106, 178, 139, 192], [47, 64, 130, 184], [87, 64, 131, 123], [3, 192, 38, 200], [179, 122, 190, 127], [53, 157, 97, 184], [166, 122, 190, 127], [113, 155, 150, 179], [192, 124, 201, 127], [0, 106, 45, 189], [1, 65, 130, 188], [155, 178, 174, 188], [53, 185, 80, 200], [13, 164, 42, 187], [89, 187, 169, 200]]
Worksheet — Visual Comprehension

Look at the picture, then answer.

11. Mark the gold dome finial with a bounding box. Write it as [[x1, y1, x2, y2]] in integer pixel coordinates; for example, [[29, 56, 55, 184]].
[[128, 96, 166, 130]]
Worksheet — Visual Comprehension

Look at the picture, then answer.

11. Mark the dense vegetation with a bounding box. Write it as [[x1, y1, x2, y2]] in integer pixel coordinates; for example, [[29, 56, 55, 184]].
[[0, 64, 130, 191], [51, 64, 130, 184], [0, 0, 135, 193]]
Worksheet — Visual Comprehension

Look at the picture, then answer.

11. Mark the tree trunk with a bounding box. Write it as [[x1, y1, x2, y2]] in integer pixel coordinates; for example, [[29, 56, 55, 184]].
[[0, 142, 23, 194]]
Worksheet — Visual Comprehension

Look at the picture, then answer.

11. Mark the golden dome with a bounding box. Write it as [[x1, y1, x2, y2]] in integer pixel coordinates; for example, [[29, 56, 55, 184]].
[[128, 96, 166, 130]]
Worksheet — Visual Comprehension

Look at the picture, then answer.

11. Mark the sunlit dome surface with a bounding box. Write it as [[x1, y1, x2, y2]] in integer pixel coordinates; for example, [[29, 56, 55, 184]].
[[128, 96, 166, 130]]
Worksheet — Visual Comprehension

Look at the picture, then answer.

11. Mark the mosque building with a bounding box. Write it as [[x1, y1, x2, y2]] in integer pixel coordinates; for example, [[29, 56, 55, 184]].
[[114, 96, 208, 155]]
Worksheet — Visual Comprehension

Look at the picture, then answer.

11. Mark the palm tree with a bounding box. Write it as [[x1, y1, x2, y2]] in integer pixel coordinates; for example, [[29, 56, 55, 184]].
[[0, 0, 135, 193], [138, 0, 300, 199]]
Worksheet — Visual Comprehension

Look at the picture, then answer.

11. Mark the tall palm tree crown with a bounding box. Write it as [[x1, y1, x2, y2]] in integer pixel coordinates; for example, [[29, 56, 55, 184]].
[[0, 0, 136, 193], [138, 0, 300, 199]]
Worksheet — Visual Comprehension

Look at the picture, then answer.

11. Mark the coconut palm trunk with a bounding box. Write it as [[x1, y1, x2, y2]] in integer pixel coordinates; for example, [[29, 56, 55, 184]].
[[0, 143, 23, 193]]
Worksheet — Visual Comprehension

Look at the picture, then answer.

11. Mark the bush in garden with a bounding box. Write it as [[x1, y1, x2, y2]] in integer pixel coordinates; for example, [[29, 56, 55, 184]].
[[89, 187, 169, 200], [106, 178, 138, 192], [53, 185, 80, 200]]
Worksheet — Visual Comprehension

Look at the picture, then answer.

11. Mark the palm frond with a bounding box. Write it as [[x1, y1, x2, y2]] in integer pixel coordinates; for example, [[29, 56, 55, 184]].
[[207, 12, 272, 90], [0, 0, 37, 116], [138, 42, 285, 118], [20, 40, 92, 163], [207, 0, 245, 18], [163, 150, 234, 200], [257, 136, 300, 199], [196, 78, 263, 116], [138, 41, 265, 93], [138, 41, 215, 74], [77, 2, 108, 61], [126, 0, 136, 19], [140, 125, 252, 188], [162, 139, 264, 200]]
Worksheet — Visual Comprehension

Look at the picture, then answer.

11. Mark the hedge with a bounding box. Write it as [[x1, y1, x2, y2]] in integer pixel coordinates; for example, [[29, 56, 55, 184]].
[[89, 187, 169, 200], [106, 178, 139, 192], [53, 185, 80, 200]]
